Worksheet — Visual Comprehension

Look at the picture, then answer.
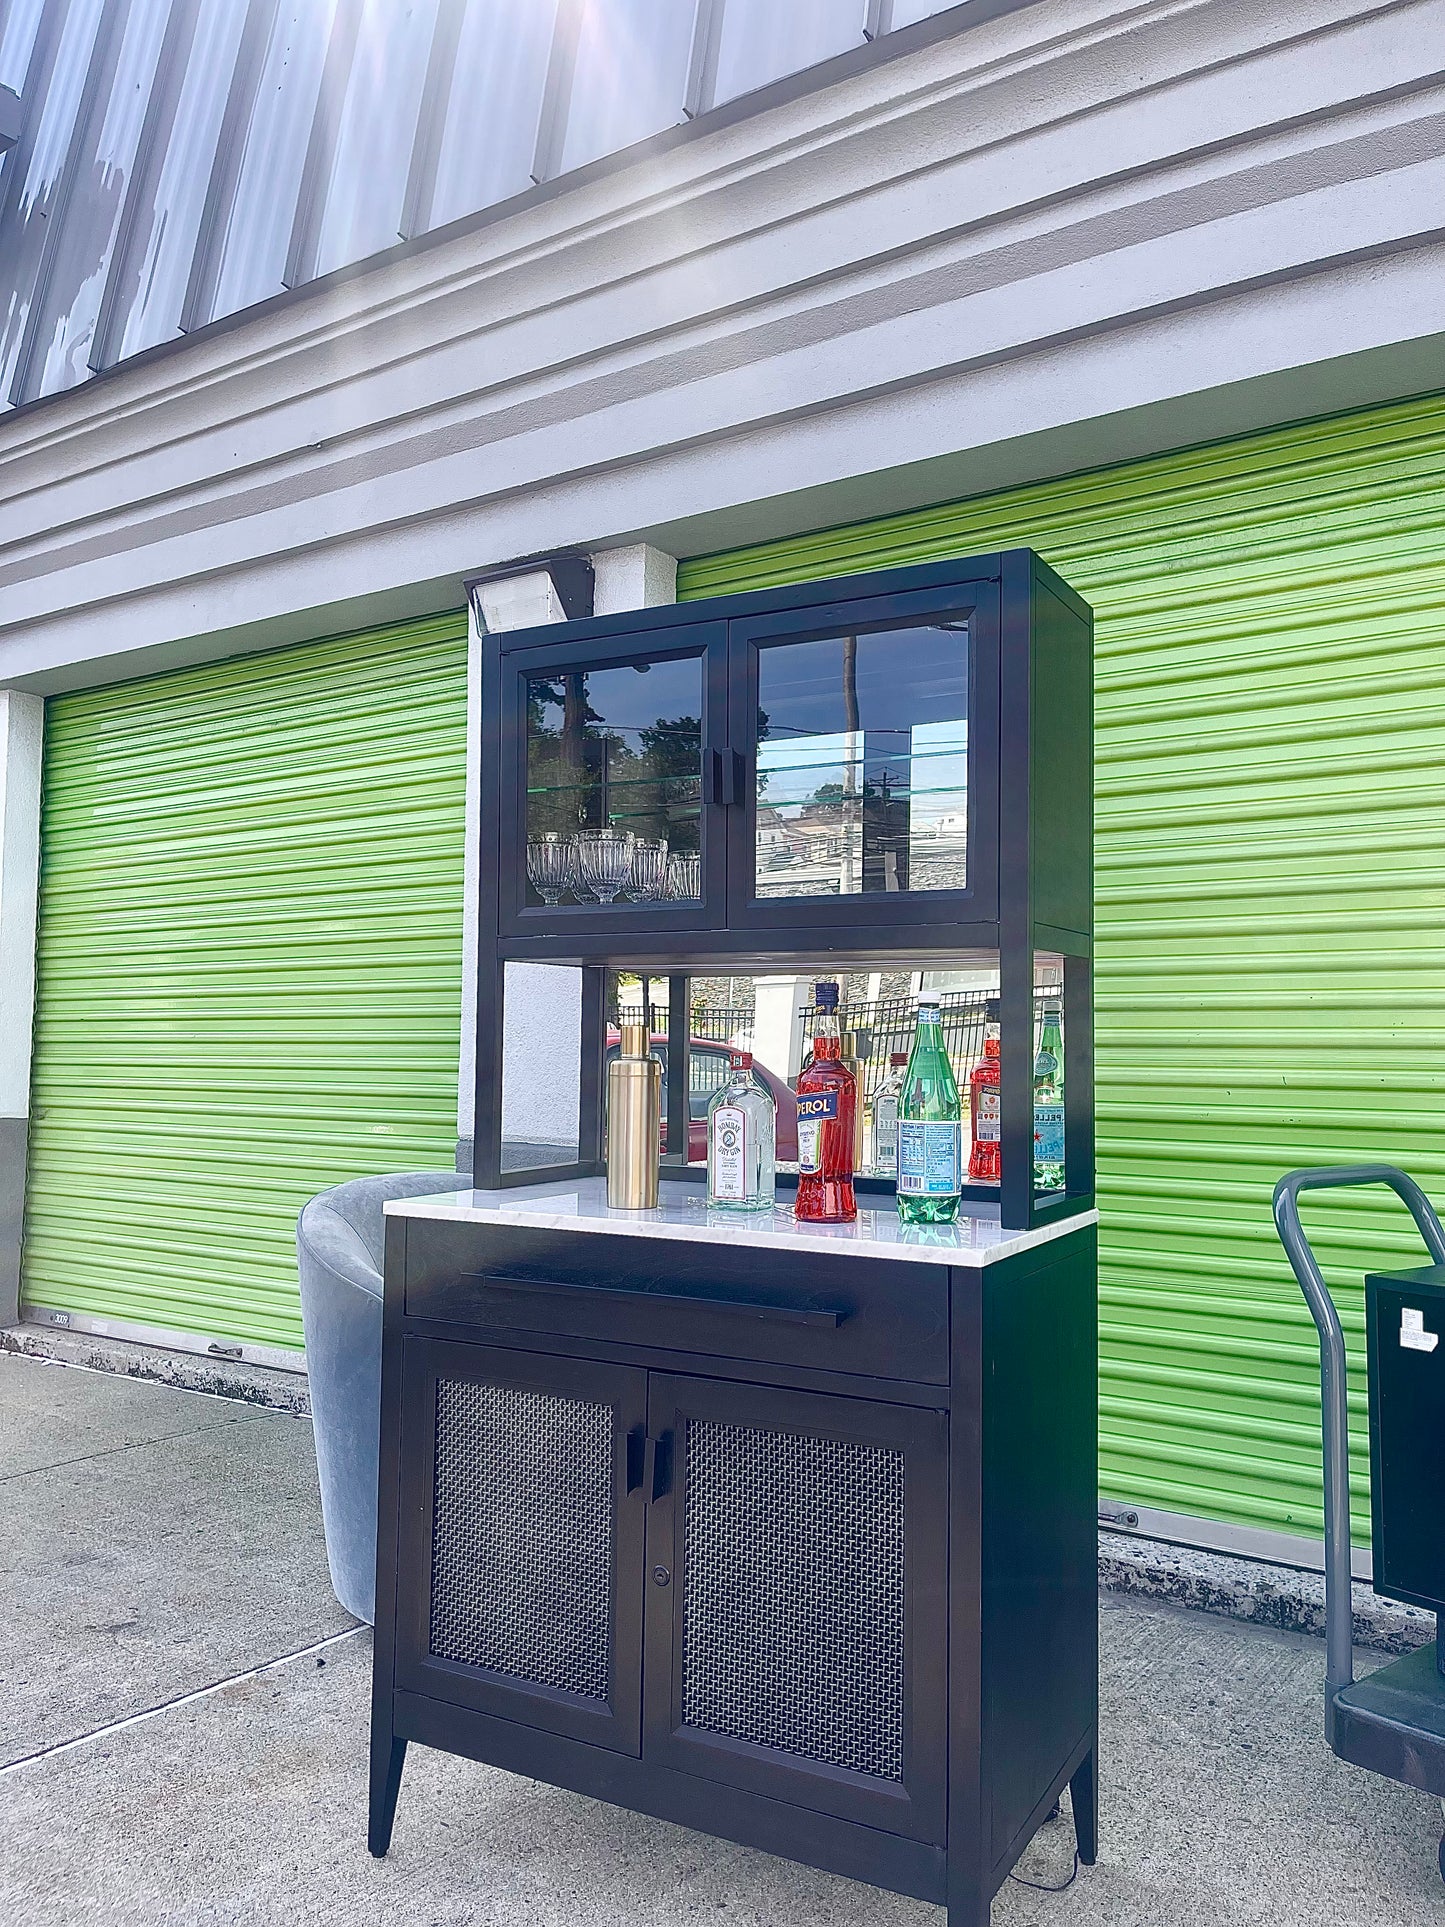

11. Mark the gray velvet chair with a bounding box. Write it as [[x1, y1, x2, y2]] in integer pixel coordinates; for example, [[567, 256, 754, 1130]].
[[297, 1170, 456, 1623]]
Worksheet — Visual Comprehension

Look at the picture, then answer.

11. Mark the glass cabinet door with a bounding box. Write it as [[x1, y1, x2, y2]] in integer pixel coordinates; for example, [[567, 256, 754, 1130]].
[[498, 627, 727, 933], [728, 583, 998, 929]]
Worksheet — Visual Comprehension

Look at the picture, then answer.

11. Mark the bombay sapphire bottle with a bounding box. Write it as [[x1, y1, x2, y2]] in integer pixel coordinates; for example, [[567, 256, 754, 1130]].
[[793, 983, 857, 1224], [706, 1050, 776, 1211], [897, 993, 963, 1224]]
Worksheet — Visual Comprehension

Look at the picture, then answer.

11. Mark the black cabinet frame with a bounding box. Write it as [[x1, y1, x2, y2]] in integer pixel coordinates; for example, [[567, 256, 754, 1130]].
[[474, 548, 1094, 1232]]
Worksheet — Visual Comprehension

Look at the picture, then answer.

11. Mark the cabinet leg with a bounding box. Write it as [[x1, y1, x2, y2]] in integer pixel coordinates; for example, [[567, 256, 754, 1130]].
[[945, 1892, 990, 1927], [368, 1731, 408, 1857], [1069, 1747, 1098, 1866]]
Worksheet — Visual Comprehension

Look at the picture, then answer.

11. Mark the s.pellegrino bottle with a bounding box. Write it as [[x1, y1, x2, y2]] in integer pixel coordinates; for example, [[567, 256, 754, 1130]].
[[897, 993, 963, 1224], [793, 983, 857, 1224], [870, 1051, 909, 1175], [1033, 1002, 1065, 1191], [967, 998, 1002, 1184], [707, 1050, 776, 1211]]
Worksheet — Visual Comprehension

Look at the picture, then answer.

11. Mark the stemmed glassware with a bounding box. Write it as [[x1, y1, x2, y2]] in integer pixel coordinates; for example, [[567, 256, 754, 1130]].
[[526, 833, 576, 905], [665, 851, 702, 901], [573, 828, 635, 903], [624, 837, 669, 902]]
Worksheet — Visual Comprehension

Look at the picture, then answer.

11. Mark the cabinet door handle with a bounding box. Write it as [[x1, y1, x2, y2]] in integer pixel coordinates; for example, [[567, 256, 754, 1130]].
[[706, 748, 746, 807], [464, 1272, 848, 1330], [643, 1430, 673, 1502], [706, 748, 726, 807], [728, 748, 747, 808], [625, 1425, 647, 1493]]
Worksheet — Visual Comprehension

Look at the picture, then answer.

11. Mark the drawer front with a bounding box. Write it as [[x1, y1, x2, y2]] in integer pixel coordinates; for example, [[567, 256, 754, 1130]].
[[401, 1220, 948, 1384]]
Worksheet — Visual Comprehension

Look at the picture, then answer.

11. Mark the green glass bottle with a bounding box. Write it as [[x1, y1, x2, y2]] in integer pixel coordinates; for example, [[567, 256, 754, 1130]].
[[896, 992, 963, 1224], [1033, 1002, 1065, 1191]]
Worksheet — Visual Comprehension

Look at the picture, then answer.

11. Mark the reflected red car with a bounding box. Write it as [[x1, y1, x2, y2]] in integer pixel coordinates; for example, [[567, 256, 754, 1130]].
[[603, 1032, 798, 1164]]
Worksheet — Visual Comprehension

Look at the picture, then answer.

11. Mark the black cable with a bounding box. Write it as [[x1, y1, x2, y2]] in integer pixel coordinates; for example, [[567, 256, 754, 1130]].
[[1008, 1848, 1081, 1893]]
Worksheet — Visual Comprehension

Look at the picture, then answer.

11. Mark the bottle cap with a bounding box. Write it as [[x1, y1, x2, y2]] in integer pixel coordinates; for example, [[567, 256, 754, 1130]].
[[917, 991, 940, 1007], [890, 1051, 908, 1067], [814, 982, 839, 1011], [985, 998, 1001, 1022], [729, 1049, 753, 1071]]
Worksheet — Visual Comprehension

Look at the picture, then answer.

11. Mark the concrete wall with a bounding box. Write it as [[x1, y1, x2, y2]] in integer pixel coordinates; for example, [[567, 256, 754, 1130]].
[[0, 0, 1439, 694], [0, 692, 43, 1322]]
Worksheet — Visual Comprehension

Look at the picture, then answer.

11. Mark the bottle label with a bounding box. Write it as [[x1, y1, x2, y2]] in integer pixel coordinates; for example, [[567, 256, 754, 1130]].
[[973, 1089, 1000, 1143], [710, 1104, 751, 1201], [874, 1109, 899, 1173], [1033, 1101, 1064, 1166], [897, 1120, 962, 1195], [796, 1090, 837, 1176]]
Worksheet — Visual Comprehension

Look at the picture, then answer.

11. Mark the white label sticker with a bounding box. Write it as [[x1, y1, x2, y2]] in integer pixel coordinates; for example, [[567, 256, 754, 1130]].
[[710, 1104, 750, 1201], [1400, 1307, 1439, 1353]]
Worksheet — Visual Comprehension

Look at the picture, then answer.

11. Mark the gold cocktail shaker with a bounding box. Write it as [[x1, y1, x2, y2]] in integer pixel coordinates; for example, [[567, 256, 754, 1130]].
[[842, 1029, 867, 1170], [606, 1021, 662, 1208]]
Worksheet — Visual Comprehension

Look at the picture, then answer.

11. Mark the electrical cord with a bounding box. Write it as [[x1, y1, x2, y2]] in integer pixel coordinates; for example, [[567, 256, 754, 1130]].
[[1008, 1847, 1081, 1893]]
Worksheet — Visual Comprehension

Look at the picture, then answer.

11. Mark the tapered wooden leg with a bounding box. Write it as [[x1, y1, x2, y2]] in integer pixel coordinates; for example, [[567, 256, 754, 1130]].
[[368, 1731, 408, 1857], [1069, 1747, 1098, 1866]]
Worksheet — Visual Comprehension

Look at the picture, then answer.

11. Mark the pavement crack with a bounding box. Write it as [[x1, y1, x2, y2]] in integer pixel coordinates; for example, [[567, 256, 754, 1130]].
[[0, 1413, 272, 1486], [0, 1626, 367, 1775]]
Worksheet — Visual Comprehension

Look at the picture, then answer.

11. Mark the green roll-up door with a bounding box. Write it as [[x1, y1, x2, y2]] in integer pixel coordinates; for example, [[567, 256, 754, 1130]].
[[24, 612, 468, 1355], [679, 391, 1445, 1546]]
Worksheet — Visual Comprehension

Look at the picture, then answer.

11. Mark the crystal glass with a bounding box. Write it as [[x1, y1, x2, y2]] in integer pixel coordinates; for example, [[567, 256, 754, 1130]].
[[665, 851, 702, 901], [574, 829, 634, 903], [526, 832, 577, 905], [624, 837, 669, 902]]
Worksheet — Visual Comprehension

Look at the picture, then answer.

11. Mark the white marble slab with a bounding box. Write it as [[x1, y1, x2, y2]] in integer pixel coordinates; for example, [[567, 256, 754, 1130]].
[[386, 1177, 1096, 1269]]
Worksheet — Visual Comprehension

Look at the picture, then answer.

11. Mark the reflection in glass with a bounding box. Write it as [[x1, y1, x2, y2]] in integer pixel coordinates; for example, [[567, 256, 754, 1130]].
[[754, 625, 968, 899], [710, 0, 864, 107], [108, 0, 248, 365], [525, 656, 703, 908], [558, 0, 694, 175], [430, 0, 559, 227]]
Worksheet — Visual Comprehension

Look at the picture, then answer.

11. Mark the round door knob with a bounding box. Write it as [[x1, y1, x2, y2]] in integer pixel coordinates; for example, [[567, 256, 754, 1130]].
[[652, 1564, 671, 1587]]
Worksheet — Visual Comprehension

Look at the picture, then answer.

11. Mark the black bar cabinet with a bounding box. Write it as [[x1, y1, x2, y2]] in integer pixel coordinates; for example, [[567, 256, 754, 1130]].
[[370, 550, 1099, 1923]]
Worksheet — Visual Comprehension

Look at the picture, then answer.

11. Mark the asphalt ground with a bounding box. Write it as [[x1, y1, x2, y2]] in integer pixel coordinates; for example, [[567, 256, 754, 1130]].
[[2, 1349, 1441, 1925]]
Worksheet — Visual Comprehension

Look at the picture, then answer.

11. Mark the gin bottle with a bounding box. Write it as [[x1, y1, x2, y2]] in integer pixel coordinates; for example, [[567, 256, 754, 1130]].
[[793, 983, 857, 1224], [967, 999, 1002, 1184], [897, 994, 963, 1224], [707, 1051, 776, 1212], [870, 1052, 909, 1175], [1033, 1003, 1065, 1191]]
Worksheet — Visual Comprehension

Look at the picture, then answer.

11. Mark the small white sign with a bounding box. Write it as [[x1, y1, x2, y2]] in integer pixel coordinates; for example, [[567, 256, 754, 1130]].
[[1400, 1307, 1439, 1353]]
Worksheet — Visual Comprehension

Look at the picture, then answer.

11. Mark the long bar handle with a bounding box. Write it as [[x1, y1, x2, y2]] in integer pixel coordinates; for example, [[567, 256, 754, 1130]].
[[1272, 1164, 1445, 1699], [464, 1271, 847, 1329]]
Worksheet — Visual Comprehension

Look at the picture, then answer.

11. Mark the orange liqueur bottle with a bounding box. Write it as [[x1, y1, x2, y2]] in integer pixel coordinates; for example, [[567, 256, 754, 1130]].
[[967, 998, 1002, 1184], [793, 982, 858, 1223]]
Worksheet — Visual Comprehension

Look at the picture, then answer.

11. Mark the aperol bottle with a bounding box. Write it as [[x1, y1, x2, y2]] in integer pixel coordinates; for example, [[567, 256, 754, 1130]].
[[967, 998, 1002, 1184], [793, 982, 858, 1223]]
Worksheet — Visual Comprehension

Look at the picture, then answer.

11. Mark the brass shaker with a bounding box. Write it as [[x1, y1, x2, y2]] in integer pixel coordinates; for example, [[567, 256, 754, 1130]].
[[842, 1029, 867, 1170], [606, 1021, 662, 1208]]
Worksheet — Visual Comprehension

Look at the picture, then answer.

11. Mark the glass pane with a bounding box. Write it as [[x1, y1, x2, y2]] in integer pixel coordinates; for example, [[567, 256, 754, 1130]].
[[0, 0, 105, 403], [429, 0, 559, 230], [208, 0, 340, 324], [21, 0, 171, 401], [1033, 954, 1064, 1194], [710, 0, 863, 107], [109, 0, 248, 364], [754, 623, 968, 899], [312, 0, 438, 278], [501, 961, 581, 1169], [524, 655, 703, 907], [557, 0, 693, 175]]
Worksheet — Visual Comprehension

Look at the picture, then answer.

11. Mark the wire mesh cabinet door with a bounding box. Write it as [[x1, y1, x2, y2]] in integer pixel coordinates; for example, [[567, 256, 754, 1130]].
[[396, 1338, 648, 1752], [642, 1375, 948, 1841]]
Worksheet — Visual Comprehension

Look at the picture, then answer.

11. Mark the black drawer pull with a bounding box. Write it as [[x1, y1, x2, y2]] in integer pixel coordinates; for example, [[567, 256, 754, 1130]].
[[463, 1271, 848, 1329]]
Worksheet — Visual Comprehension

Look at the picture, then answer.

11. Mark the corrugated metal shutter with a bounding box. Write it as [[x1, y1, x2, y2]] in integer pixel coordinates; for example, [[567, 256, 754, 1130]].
[[679, 392, 1445, 1546], [24, 612, 468, 1355]]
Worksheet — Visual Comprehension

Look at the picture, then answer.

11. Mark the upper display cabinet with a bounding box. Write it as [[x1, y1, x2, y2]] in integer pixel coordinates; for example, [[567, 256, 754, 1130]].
[[482, 551, 1090, 962]]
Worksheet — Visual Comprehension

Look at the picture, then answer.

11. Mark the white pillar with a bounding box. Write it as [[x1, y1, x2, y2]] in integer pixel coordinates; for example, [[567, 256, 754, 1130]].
[[456, 549, 678, 1172], [0, 691, 43, 1323], [753, 976, 813, 1085]]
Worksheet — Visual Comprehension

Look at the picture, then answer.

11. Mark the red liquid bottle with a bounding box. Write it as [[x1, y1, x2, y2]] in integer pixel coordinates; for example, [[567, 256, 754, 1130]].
[[967, 998, 1002, 1184], [794, 982, 858, 1223]]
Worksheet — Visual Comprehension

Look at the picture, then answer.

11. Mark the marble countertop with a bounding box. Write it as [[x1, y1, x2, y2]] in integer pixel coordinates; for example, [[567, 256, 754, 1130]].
[[386, 1177, 1096, 1269]]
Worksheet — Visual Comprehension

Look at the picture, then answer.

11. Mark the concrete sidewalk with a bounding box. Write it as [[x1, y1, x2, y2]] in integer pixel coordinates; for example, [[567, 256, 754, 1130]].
[[1, 1350, 1441, 1925]]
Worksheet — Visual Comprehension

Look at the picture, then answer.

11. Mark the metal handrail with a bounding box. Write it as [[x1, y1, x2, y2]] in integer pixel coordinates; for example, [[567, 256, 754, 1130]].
[[1272, 1166, 1445, 1701]]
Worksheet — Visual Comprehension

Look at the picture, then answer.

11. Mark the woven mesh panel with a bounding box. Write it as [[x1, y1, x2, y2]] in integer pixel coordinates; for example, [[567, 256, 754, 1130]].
[[680, 1419, 905, 1780], [430, 1378, 612, 1700]]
